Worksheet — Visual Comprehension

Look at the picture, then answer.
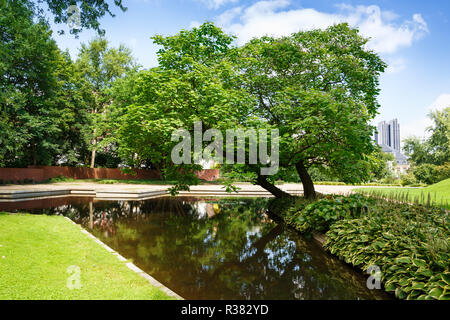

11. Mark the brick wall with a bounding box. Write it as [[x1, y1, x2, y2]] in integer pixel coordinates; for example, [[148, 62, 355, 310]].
[[0, 166, 220, 183]]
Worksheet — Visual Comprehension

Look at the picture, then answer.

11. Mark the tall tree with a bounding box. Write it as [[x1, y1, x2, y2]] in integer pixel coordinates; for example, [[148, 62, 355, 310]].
[[111, 23, 253, 190], [233, 23, 386, 198], [0, 0, 88, 167], [114, 23, 385, 198], [75, 38, 134, 168], [427, 107, 450, 165], [404, 107, 450, 166]]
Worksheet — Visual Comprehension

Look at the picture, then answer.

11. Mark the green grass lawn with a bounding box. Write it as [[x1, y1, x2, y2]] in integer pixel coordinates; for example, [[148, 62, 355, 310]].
[[355, 178, 450, 208], [0, 213, 175, 300]]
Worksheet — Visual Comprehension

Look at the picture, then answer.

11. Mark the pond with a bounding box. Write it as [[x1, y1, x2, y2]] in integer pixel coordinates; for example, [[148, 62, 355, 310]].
[[1, 196, 391, 300]]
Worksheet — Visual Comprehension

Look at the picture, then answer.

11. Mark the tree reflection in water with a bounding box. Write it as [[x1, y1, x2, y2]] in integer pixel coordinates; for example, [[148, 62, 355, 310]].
[[4, 197, 391, 300]]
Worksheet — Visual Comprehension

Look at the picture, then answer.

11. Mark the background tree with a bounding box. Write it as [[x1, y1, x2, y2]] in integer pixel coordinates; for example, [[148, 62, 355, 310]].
[[404, 107, 449, 166], [0, 0, 89, 167], [403, 107, 449, 184], [426, 107, 450, 165], [75, 38, 134, 168]]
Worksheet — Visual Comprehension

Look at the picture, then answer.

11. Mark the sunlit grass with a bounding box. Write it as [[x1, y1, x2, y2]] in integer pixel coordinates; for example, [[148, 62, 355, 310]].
[[0, 213, 175, 300], [354, 178, 450, 208]]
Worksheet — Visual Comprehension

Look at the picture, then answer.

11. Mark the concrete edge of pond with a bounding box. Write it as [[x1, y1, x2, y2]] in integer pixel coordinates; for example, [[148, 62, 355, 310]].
[[62, 216, 185, 300], [0, 187, 304, 201]]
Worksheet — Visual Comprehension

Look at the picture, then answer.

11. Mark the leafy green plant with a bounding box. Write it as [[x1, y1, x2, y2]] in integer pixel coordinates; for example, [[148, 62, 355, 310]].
[[273, 194, 375, 234], [271, 193, 449, 300], [324, 202, 449, 300], [47, 176, 77, 183]]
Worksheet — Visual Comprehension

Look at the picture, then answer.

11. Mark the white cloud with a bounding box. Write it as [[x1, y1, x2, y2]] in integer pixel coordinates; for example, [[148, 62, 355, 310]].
[[189, 20, 202, 29], [215, 0, 428, 53], [199, 0, 239, 10], [127, 38, 137, 49], [401, 117, 433, 139], [385, 57, 406, 74], [402, 94, 450, 139], [428, 93, 450, 111], [216, 6, 243, 26]]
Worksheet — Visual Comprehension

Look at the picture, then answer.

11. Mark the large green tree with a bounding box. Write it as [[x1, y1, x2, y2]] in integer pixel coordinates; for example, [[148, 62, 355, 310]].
[[231, 23, 386, 198], [75, 38, 135, 168], [112, 23, 253, 190], [114, 23, 386, 198], [0, 0, 90, 167]]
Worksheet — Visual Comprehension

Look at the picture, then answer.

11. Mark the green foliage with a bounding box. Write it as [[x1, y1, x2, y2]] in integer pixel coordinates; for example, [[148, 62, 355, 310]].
[[24, 0, 126, 36], [369, 149, 396, 181], [324, 202, 450, 300], [0, 0, 90, 167], [400, 172, 418, 186], [236, 23, 386, 187], [112, 23, 252, 192], [404, 107, 450, 167], [111, 22, 386, 197], [435, 163, 450, 182], [75, 37, 135, 168], [272, 194, 374, 234], [272, 193, 450, 300], [356, 180, 450, 208], [47, 175, 77, 183], [411, 162, 450, 185], [413, 163, 441, 185], [427, 108, 450, 165]]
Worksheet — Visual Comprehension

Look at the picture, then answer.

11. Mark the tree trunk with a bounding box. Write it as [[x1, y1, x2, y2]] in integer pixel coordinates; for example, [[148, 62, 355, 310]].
[[295, 161, 316, 199], [90, 145, 96, 169], [256, 174, 292, 198], [90, 124, 97, 169]]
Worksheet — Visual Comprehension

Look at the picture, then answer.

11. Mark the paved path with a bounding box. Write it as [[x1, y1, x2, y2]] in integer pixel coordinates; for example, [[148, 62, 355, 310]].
[[0, 181, 396, 201]]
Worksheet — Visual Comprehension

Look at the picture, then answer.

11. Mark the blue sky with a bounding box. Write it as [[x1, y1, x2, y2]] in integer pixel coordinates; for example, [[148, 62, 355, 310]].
[[48, 0, 450, 143]]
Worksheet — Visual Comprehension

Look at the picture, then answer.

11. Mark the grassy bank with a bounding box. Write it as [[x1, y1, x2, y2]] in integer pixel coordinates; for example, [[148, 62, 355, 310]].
[[354, 178, 450, 208], [0, 213, 175, 300], [269, 194, 450, 300]]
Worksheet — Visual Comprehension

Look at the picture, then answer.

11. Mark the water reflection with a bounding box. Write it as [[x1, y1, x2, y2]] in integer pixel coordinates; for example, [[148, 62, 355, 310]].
[[0, 197, 391, 300]]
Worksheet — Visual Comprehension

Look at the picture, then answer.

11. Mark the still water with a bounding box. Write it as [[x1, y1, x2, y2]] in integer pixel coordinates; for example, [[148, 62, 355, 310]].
[[1, 196, 391, 300]]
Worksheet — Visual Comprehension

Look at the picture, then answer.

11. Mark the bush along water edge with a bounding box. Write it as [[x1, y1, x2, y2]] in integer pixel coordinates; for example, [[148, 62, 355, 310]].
[[269, 194, 450, 300]]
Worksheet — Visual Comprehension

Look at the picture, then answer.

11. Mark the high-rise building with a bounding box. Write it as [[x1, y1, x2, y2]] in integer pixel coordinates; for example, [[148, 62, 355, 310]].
[[374, 118, 407, 165], [388, 119, 401, 152], [376, 119, 400, 152]]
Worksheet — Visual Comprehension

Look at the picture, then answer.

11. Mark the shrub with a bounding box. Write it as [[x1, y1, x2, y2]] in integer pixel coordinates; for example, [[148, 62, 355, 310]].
[[412, 163, 450, 185], [324, 202, 450, 300], [400, 172, 417, 186], [47, 176, 76, 183], [379, 176, 401, 185], [271, 194, 374, 234], [271, 194, 450, 300], [97, 179, 117, 184], [435, 163, 450, 182]]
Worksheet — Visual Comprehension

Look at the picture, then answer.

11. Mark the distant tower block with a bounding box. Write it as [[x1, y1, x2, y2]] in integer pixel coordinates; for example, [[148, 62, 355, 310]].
[[376, 119, 400, 152], [375, 118, 406, 164]]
